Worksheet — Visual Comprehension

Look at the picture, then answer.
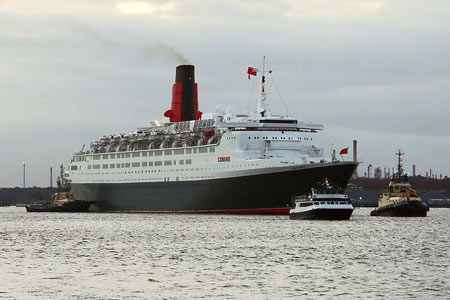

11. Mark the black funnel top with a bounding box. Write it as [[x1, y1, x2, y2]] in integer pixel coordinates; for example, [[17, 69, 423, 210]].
[[176, 65, 195, 121]]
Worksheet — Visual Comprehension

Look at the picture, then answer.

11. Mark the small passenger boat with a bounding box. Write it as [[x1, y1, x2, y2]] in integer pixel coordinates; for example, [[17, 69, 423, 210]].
[[289, 182, 353, 220]]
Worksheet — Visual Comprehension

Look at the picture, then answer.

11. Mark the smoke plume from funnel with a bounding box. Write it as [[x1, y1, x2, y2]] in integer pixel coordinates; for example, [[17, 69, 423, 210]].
[[145, 43, 190, 65]]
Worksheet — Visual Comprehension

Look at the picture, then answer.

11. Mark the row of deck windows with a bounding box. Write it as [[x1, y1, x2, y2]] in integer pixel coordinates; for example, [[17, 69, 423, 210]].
[[87, 159, 192, 170], [85, 147, 215, 161]]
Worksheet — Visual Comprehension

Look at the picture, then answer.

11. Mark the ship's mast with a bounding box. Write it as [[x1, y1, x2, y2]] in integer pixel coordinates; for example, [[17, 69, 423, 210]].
[[257, 56, 270, 117], [396, 149, 404, 175]]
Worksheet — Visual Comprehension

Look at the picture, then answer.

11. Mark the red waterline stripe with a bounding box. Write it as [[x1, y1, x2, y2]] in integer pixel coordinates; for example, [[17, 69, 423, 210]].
[[106, 207, 291, 215]]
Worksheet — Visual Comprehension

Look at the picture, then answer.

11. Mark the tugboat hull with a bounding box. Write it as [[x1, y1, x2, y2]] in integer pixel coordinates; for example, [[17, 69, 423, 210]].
[[290, 208, 353, 220], [26, 201, 91, 213], [370, 201, 428, 217]]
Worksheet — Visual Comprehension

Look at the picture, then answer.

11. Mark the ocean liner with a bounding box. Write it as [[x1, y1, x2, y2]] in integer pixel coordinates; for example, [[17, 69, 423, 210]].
[[68, 59, 358, 213]]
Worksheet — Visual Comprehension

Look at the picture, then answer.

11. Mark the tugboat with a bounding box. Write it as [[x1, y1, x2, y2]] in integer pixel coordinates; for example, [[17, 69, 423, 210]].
[[370, 150, 428, 217], [26, 164, 91, 213], [289, 180, 354, 220]]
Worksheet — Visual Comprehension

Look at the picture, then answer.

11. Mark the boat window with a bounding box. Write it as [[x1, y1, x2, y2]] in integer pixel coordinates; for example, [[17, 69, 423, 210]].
[[400, 188, 406, 192], [116, 163, 121, 168], [88, 165, 91, 169], [93, 165, 100, 169], [125, 163, 130, 168], [132, 152, 140, 158], [93, 155, 101, 160], [70, 165, 77, 170], [314, 202, 319, 205], [155, 161, 162, 166], [110, 154, 115, 159], [193, 149, 197, 154], [142, 162, 147, 167], [155, 150, 162, 156], [199, 148, 207, 153], [132, 162, 140, 167], [142, 152, 147, 157], [103, 155, 108, 159], [148, 161, 153, 166], [148, 151, 153, 156], [125, 153, 131, 158], [164, 150, 172, 155], [186, 159, 192, 164], [186, 148, 192, 154], [164, 160, 172, 166], [110, 164, 115, 169], [179, 160, 184, 165], [209, 147, 215, 153], [102, 164, 108, 169], [174, 149, 184, 155]]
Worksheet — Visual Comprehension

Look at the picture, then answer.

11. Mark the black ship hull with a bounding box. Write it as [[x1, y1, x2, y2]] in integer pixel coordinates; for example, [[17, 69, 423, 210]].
[[26, 201, 91, 213], [289, 208, 353, 220], [72, 162, 357, 214], [370, 201, 428, 217]]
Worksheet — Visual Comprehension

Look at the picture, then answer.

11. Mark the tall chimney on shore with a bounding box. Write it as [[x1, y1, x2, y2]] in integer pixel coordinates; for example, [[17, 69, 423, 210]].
[[50, 167, 53, 188], [412, 165, 416, 177]]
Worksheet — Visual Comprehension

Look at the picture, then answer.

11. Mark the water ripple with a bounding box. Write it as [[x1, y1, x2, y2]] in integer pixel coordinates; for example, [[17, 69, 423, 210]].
[[0, 207, 449, 299]]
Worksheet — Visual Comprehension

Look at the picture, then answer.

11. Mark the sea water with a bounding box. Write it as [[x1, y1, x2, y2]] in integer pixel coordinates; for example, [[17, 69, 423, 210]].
[[0, 207, 449, 299]]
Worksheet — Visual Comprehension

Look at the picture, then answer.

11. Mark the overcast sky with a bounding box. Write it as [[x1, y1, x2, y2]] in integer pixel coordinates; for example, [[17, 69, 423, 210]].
[[0, 0, 449, 187]]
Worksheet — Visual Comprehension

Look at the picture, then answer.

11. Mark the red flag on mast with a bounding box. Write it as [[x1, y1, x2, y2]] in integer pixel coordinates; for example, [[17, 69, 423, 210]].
[[339, 147, 349, 155], [247, 67, 258, 79]]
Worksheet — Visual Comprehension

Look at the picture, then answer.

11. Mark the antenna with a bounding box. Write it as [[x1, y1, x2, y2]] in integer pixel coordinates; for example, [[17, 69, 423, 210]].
[[257, 56, 270, 117], [396, 149, 404, 175]]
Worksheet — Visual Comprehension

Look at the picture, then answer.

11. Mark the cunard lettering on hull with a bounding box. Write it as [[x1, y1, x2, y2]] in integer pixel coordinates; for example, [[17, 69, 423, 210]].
[[68, 58, 358, 213]]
